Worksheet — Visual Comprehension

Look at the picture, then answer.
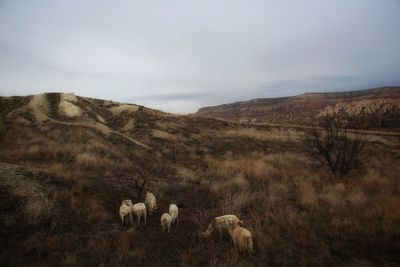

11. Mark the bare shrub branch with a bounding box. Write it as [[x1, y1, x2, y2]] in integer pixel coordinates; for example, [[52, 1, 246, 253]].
[[105, 157, 182, 201], [306, 109, 367, 178]]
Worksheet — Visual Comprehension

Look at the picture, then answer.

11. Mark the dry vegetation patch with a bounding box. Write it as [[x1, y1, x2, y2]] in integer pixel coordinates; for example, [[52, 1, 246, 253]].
[[29, 94, 51, 122], [224, 127, 304, 143], [0, 94, 399, 266], [58, 100, 82, 118], [109, 104, 139, 115], [152, 129, 175, 140]]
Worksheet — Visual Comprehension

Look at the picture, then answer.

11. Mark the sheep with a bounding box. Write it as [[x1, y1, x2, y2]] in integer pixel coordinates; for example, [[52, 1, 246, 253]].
[[225, 219, 253, 255], [160, 213, 172, 233], [131, 202, 147, 225], [201, 214, 244, 239], [169, 204, 179, 224], [119, 200, 133, 225], [145, 191, 158, 214]]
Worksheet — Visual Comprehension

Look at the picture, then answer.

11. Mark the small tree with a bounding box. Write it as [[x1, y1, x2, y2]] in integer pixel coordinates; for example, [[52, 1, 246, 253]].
[[109, 157, 181, 201], [306, 109, 367, 178]]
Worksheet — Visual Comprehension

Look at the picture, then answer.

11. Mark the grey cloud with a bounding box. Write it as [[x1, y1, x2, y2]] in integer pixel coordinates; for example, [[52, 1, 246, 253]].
[[309, 76, 358, 83], [253, 76, 363, 98], [0, 0, 399, 113]]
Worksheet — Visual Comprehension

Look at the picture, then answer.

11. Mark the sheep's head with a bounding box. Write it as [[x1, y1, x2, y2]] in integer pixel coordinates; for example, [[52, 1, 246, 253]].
[[122, 200, 133, 207]]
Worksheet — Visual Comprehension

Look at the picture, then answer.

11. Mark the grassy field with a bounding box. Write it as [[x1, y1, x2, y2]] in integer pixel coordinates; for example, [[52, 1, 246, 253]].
[[0, 94, 399, 266]]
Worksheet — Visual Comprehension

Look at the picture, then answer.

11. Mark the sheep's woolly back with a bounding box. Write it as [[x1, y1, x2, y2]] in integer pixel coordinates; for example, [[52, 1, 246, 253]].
[[169, 204, 179, 223], [132, 203, 146, 213], [226, 219, 253, 255], [202, 214, 242, 237], [214, 215, 240, 226], [161, 213, 172, 232], [145, 192, 157, 213], [233, 227, 253, 254], [119, 203, 131, 217], [131, 202, 147, 224]]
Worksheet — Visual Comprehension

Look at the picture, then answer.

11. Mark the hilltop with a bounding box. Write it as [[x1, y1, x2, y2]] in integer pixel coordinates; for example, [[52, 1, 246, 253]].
[[196, 87, 400, 128]]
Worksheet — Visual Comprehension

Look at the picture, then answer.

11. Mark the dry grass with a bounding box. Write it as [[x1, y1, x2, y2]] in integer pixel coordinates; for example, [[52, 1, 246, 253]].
[[29, 93, 50, 122], [298, 178, 318, 207], [109, 104, 139, 115], [58, 100, 82, 117], [223, 127, 304, 143], [152, 129, 176, 140], [75, 152, 102, 168], [188, 141, 400, 266], [0, 96, 399, 266]]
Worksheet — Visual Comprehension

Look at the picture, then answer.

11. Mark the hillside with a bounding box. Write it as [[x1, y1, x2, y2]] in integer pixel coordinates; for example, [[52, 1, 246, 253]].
[[0, 93, 399, 266], [196, 87, 400, 128]]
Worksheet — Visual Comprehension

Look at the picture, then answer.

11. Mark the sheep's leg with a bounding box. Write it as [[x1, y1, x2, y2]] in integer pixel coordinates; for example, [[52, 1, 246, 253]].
[[218, 228, 222, 239], [137, 214, 140, 225], [129, 212, 133, 226], [247, 238, 253, 255], [238, 239, 244, 254], [121, 215, 124, 225], [144, 211, 147, 225]]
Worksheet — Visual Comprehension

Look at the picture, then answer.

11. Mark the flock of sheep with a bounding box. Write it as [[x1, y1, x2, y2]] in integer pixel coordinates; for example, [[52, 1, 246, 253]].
[[119, 191, 253, 255]]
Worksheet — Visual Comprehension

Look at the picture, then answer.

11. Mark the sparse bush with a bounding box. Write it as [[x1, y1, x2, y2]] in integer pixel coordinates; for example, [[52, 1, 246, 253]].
[[110, 157, 182, 201], [307, 109, 367, 178]]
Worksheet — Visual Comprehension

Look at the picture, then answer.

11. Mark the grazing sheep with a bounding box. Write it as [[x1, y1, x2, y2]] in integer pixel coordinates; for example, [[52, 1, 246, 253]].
[[169, 204, 179, 224], [119, 200, 133, 225], [225, 219, 253, 255], [145, 191, 158, 214], [132, 202, 147, 225], [160, 213, 172, 233], [202, 214, 244, 239]]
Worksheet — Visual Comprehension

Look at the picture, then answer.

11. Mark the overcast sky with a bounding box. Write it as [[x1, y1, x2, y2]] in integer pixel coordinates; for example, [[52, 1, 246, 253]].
[[0, 1, 399, 113]]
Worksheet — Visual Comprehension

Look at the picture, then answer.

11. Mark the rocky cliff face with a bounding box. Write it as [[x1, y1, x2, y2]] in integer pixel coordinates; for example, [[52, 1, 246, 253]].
[[196, 87, 400, 128]]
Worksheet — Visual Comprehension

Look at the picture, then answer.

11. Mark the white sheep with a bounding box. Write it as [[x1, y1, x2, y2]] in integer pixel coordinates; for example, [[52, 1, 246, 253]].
[[160, 213, 172, 233], [145, 191, 158, 214], [119, 200, 133, 225], [202, 214, 244, 239], [169, 204, 179, 224], [132, 202, 147, 225], [225, 219, 253, 255]]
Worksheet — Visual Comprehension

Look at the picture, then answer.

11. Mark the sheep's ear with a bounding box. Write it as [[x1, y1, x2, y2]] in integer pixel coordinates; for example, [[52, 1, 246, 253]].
[[229, 220, 234, 225], [238, 220, 245, 226]]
